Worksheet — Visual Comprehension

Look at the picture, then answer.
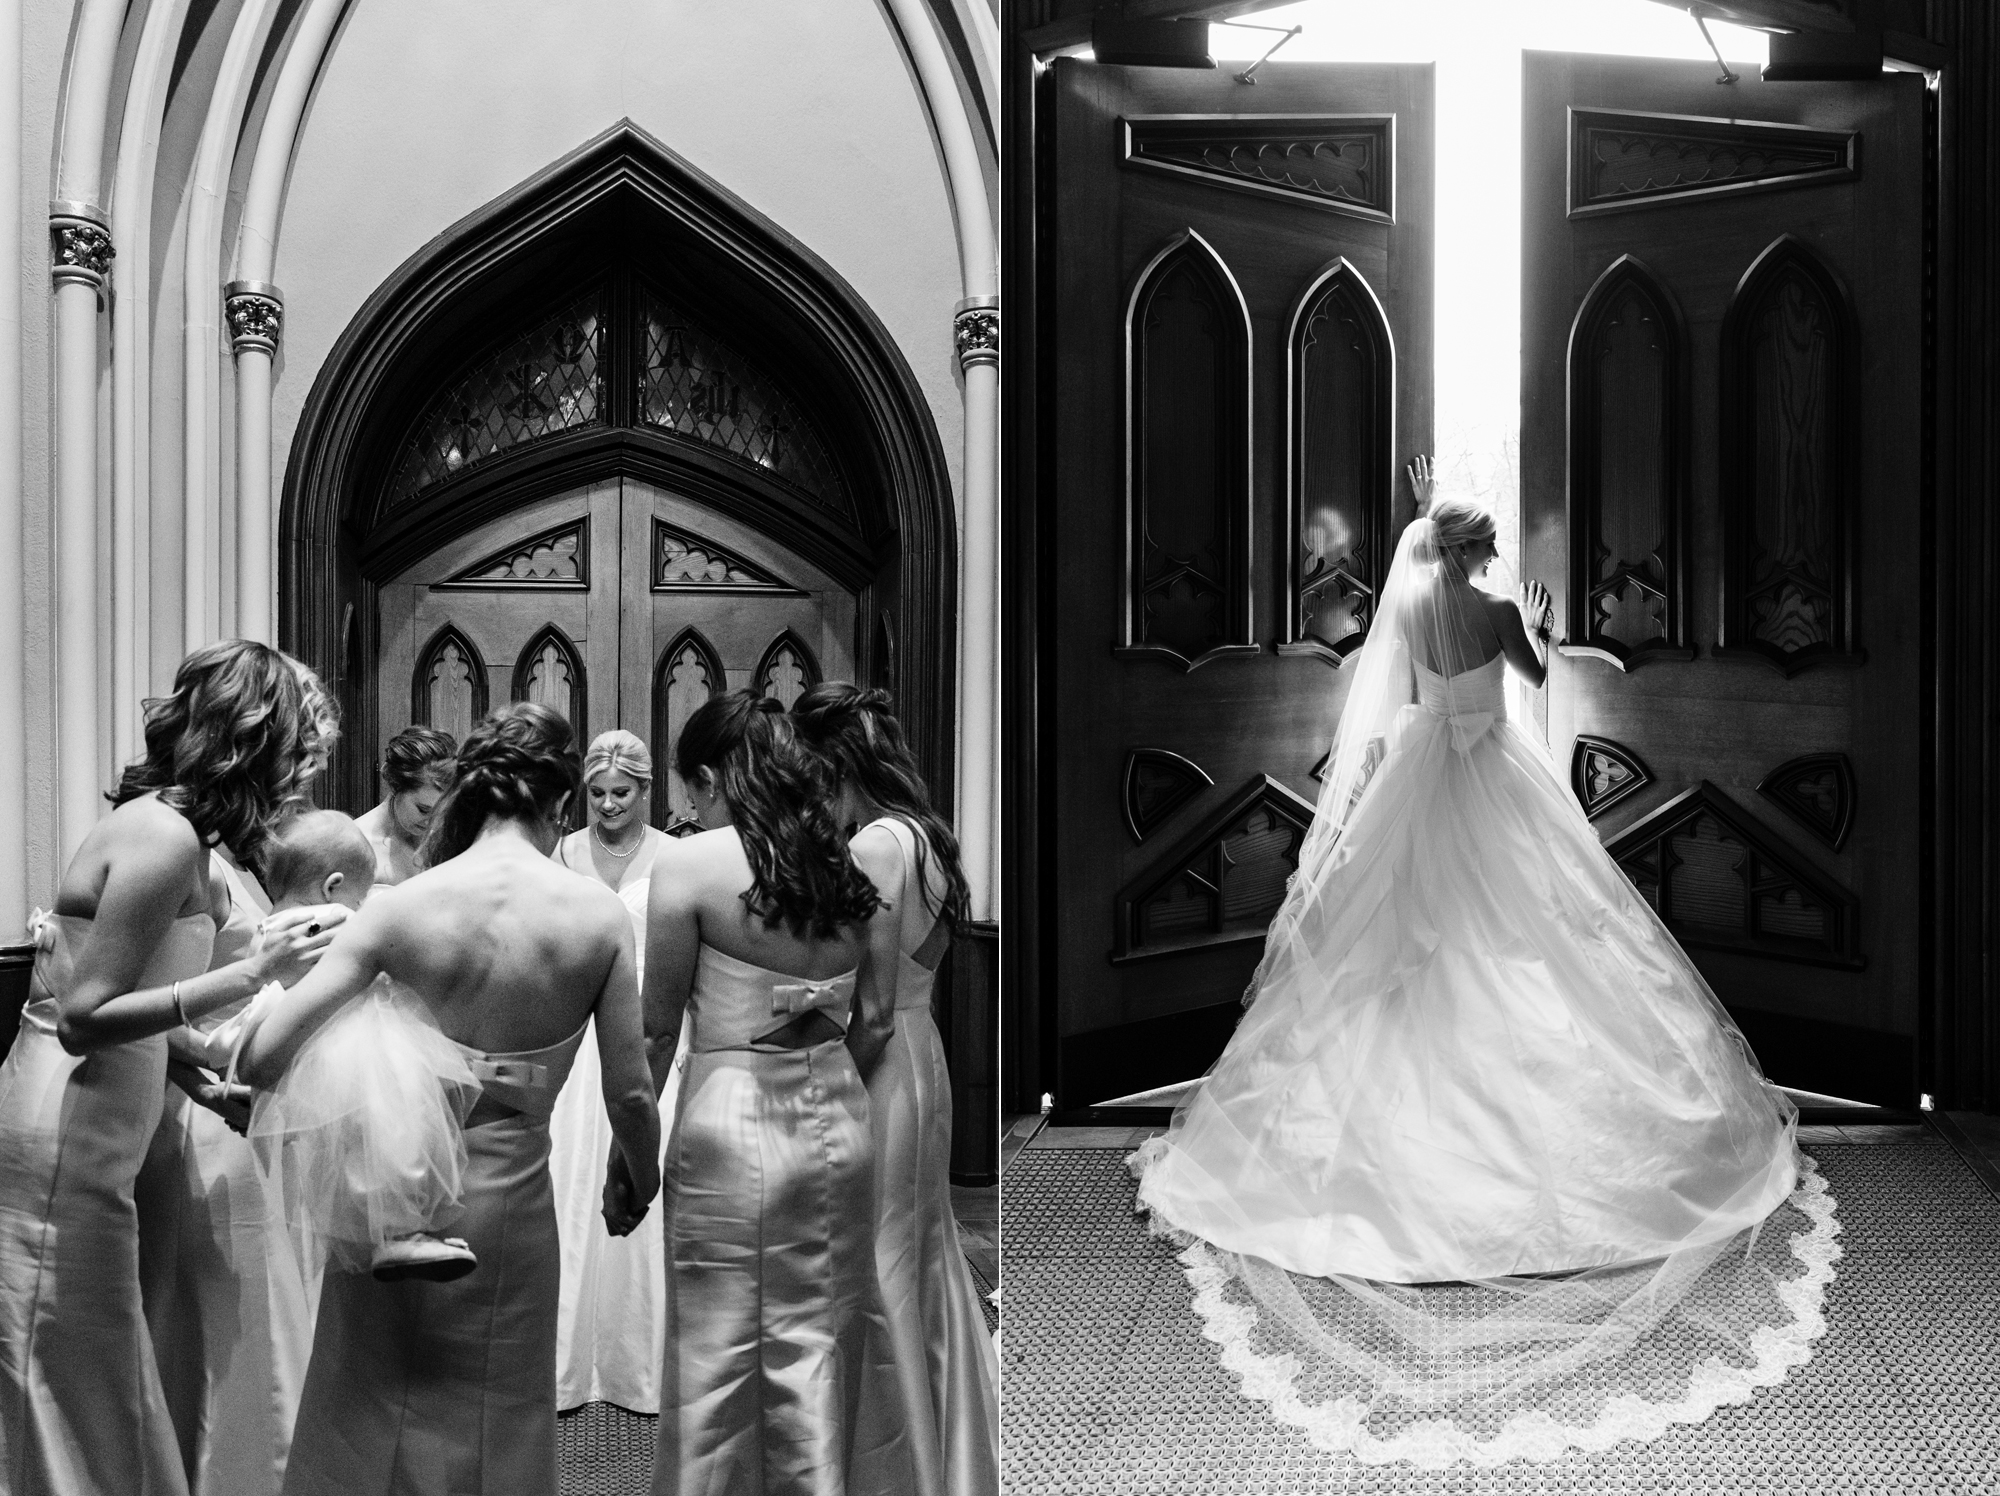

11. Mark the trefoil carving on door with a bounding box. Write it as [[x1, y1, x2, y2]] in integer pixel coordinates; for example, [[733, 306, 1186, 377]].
[[653, 627, 727, 836], [1758, 752, 1855, 852], [511, 624, 586, 728], [1281, 258, 1395, 666], [1112, 774, 1315, 963], [1123, 115, 1395, 223], [1567, 110, 1858, 218], [1562, 256, 1692, 669], [1603, 780, 1862, 969], [1716, 235, 1860, 676], [1121, 749, 1215, 843], [412, 623, 488, 741], [1570, 734, 1653, 820], [434, 519, 589, 591], [755, 629, 822, 710], [651, 519, 799, 594], [1120, 230, 1256, 672]]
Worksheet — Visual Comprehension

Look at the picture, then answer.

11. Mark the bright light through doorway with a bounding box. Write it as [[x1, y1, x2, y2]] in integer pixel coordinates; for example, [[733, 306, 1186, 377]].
[[1210, 0, 1770, 567]]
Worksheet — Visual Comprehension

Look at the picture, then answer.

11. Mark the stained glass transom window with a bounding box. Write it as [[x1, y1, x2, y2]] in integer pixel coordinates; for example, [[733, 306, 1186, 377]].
[[639, 296, 848, 515], [386, 298, 604, 508]]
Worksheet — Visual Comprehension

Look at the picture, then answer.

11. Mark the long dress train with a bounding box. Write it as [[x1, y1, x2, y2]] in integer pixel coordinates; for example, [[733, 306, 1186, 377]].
[[546, 841, 686, 1413], [863, 816, 999, 1496], [1131, 653, 1838, 1466], [280, 1022, 587, 1496], [655, 945, 911, 1496], [0, 911, 216, 1496], [138, 852, 316, 1496]]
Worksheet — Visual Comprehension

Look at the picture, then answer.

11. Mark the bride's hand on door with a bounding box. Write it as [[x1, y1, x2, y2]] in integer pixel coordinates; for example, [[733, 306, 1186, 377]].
[[1406, 454, 1435, 513], [1520, 580, 1554, 640]]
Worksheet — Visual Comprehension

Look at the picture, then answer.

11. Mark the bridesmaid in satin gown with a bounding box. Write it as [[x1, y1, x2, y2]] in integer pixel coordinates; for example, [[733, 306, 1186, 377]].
[[0, 640, 342, 1496], [547, 729, 677, 1412], [792, 685, 1000, 1496], [353, 726, 456, 889], [238, 702, 660, 1496], [627, 690, 912, 1495], [136, 845, 320, 1496]]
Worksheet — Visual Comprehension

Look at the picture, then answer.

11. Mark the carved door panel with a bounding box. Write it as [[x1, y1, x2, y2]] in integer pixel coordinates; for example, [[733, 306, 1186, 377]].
[[380, 476, 855, 827], [1044, 57, 1435, 1109], [380, 483, 621, 751], [617, 477, 855, 833], [1522, 54, 1927, 1105]]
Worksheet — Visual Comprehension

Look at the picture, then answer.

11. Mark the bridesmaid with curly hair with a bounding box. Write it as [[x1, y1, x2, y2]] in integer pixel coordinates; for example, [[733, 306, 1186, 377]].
[[792, 683, 999, 1496], [632, 690, 912, 1496], [0, 640, 342, 1496]]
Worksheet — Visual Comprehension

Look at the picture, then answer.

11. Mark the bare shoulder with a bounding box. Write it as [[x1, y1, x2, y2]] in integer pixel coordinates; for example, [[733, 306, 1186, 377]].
[[848, 821, 905, 885], [646, 831, 710, 908], [104, 791, 204, 854]]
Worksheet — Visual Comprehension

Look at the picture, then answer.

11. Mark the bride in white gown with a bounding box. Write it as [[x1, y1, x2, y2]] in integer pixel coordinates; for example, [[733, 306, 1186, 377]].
[[546, 730, 682, 1413], [1131, 495, 1839, 1467]]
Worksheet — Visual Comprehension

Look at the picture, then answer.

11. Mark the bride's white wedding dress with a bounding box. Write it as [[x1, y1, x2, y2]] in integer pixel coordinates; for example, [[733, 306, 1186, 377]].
[[1130, 522, 1839, 1467]]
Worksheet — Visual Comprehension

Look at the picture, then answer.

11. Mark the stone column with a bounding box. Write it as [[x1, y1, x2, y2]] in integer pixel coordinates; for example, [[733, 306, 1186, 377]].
[[226, 282, 282, 644], [49, 205, 112, 858], [953, 297, 1001, 924]]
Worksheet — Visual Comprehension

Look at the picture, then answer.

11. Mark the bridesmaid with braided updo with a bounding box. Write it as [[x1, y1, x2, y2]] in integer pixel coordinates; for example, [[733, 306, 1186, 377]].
[[792, 684, 1000, 1496], [632, 690, 912, 1496]]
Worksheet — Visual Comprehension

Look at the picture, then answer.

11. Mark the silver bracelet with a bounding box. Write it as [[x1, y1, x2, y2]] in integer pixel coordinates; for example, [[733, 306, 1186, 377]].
[[171, 979, 189, 1028]]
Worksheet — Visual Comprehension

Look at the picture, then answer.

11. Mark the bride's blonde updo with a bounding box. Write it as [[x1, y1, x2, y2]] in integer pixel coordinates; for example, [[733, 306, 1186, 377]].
[[1409, 498, 1497, 571], [582, 728, 653, 786]]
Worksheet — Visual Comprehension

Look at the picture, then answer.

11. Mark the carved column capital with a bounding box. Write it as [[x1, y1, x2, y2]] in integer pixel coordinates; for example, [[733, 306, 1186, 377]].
[[224, 281, 285, 355], [953, 297, 999, 370], [49, 203, 113, 290]]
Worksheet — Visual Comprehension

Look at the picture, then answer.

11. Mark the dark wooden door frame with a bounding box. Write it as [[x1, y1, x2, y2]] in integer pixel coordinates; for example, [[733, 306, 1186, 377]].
[[281, 120, 956, 815], [1003, 0, 2000, 1116]]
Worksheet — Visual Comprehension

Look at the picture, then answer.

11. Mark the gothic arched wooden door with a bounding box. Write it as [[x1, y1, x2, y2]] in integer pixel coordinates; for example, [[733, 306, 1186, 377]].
[[381, 475, 854, 834]]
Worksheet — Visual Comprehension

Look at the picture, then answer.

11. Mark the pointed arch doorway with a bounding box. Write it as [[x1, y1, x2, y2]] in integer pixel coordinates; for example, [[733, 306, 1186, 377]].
[[281, 124, 954, 813]]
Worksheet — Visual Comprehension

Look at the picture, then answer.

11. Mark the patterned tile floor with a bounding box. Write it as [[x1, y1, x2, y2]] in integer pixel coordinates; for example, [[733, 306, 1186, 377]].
[[1003, 1128, 2000, 1496]]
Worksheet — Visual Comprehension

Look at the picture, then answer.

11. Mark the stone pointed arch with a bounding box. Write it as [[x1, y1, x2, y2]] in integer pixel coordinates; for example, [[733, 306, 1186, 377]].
[[1119, 228, 1256, 671], [754, 627, 823, 710], [651, 626, 727, 835], [282, 121, 954, 811], [1563, 254, 1693, 670], [411, 622, 489, 740], [510, 623, 587, 729]]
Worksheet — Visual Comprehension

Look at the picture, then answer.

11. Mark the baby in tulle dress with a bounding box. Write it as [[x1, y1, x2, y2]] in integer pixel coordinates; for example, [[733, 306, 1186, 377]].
[[210, 811, 481, 1282]]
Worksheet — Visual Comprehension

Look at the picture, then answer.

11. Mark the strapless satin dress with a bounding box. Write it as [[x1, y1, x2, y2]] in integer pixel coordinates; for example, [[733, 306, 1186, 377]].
[[281, 1019, 587, 1496], [655, 945, 911, 1496], [861, 817, 999, 1496], [0, 910, 217, 1496], [138, 854, 315, 1496]]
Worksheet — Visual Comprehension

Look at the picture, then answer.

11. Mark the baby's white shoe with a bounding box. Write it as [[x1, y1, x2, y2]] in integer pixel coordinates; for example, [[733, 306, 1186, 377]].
[[370, 1232, 477, 1282]]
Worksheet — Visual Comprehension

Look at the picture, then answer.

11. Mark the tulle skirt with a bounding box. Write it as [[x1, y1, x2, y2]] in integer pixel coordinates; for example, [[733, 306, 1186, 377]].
[[1130, 708, 1839, 1464], [247, 977, 479, 1277]]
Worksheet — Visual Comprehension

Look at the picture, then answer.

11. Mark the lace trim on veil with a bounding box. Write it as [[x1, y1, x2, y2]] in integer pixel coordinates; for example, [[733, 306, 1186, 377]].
[[1128, 1137, 1841, 1469]]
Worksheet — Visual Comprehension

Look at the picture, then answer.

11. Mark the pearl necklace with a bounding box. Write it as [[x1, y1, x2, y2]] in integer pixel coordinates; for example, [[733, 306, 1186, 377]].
[[592, 821, 643, 860]]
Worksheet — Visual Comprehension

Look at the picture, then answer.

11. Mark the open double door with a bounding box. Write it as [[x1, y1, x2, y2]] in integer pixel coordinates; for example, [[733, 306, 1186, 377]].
[[1038, 50, 1928, 1112]]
